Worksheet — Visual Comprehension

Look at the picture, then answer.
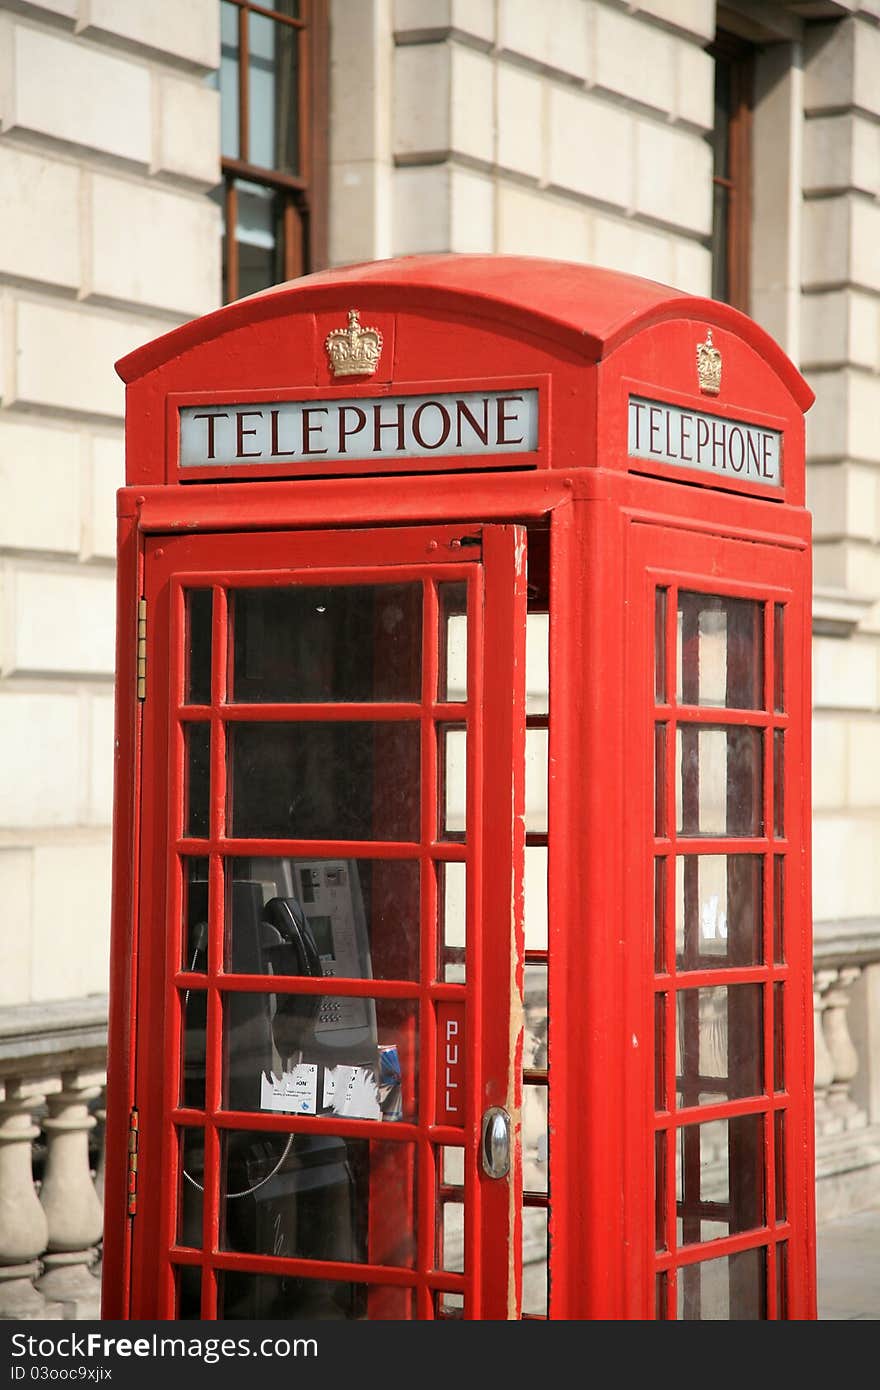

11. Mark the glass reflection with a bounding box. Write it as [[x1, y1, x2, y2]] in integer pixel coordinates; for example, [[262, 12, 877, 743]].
[[676, 1114, 765, 1247], [218, 1271, 415, 1320], [224, 857, 419, 982], [677, 1246, 766, 1319], [676, 985, 763, 1105], [231, 584, 422, 703], [676, 855, 762, 968], [223, 993, 416, 1123], [676, 725, 762, 836], [220, 1130, 416, 1268], [677, 593, 763, 709], [229, 721, 420, 841]]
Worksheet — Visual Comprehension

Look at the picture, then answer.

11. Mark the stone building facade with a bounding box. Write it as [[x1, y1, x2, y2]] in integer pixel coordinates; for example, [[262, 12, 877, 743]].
[[0, 0, 878, 1318]]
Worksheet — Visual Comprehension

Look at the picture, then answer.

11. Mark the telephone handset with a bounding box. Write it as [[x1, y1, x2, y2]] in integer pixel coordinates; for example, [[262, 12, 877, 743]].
[[267, 859, 378, 1066]]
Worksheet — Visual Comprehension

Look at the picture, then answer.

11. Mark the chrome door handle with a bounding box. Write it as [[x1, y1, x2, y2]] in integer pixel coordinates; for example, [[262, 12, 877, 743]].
[[481, 1106, 510, 1179]]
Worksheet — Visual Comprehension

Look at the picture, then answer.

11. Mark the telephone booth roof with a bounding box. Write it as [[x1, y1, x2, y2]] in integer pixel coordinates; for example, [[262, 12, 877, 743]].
[[117, 253, 813, 409]]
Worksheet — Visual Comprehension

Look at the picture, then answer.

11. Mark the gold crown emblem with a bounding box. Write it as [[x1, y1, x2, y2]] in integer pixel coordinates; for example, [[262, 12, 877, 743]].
[[697, 328, 722, 396], [324, 309, 383, 377]]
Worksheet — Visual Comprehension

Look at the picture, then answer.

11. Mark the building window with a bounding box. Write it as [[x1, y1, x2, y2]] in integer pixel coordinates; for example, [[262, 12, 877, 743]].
[[710, 33, 754, 311], [214, 0, 328, 302]]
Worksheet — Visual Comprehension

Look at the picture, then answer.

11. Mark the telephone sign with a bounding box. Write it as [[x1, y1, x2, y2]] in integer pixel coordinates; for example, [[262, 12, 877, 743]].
[[104, 255, 816, 1320]]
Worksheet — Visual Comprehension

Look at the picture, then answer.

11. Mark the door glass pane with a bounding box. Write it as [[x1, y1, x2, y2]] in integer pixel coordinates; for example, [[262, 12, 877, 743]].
[[221, 1130, 416, 1267], [218, 1272, 415, 1320], [185, 724, 211, 838], [677, 593, 763, 709], [177, 1127, 204, 1248], [438, 582, 467, 702], [676, 1115, 765, 1245], [176, 1266, 201, 1320], [181, 989, 207, 1110], [676, 984, 763, 1105], [223, 993, 416, 1123], [675, 855, 762, 968], [228, 722, 420, 840], [438, 860, 466, 982], [224, 857, 419, 982], [677, 1247, 766, 1319], [774, 605, 785, 712], [185, 589, 213, 705], [774, 730, 784, 837], [439, 724, 466, 839], [655, 857, 667, 972], [231, 584, 422, 703], [183, 857, 210, 972], [676, 726, 762, 836], [655, 588, 667, 702]]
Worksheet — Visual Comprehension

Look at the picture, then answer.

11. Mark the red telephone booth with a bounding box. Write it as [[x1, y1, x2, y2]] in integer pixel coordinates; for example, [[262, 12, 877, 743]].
[[103, 255, 816, 1320]]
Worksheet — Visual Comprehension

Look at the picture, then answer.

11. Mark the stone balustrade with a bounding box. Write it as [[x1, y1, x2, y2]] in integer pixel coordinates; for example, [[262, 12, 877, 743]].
[[0, 946, 878, 1319], [0, 997, 107, 1321]]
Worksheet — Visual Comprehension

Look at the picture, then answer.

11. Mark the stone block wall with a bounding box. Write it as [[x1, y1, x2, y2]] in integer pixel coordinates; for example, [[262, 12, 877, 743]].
[[0, 0, 221, 1006]]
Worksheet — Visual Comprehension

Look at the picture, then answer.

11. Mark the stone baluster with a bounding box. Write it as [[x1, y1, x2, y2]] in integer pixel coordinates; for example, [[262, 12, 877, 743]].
[[92, 1082, 107, 1281], [35, 1071, 104, 1318], [823, 966, 867, 1131], [813, 970, 839, 1136], [0, 1079, 61, 1319]]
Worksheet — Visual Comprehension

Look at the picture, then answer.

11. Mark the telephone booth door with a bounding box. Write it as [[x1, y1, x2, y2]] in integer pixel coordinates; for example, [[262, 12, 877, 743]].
[[130, 522, 528, 1320]]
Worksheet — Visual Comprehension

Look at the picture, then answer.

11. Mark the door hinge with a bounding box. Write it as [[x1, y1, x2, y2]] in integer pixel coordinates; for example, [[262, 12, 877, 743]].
[[127, 1107, 139, 1216], [136, 598, 147, 701]]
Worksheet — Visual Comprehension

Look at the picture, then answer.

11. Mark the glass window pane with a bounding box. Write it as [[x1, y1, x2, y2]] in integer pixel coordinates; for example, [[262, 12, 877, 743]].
[[176, 1266, 201, 1320], [677, 1246, 766, 1320], [219, 1, 240, 159], [438, 859, 466, 982], [677, 593, 763, 709], [186, 723, 211, 838], [676, 725, 762, 837], [440, 1200, 464, 1272], [524, 964, 547, 1074], [523, 1083, 548, 1195], [231, 584, 422, 703], [775, 1111, 786, 1222], [675, 854, 762, 968], [186, 589, 213, 705], [525, 728, 548, 834], [655, 857, 667, 973], [218, 1271, 415, 1320], [655, 993, 667, 1110], [526, 612, 549, 716], [774, 604, 785, 712], [773, 856, 785, 963], [440, 724, 466, 839], [774, 730, 784, 837], [655, 587, 667, 703], [248, 12, 300, 174], [221, 1130, 416, 1268], [525, 844, 548, 951], [522, 1208, 548, 1317], [228, 721, 420, 841], [177, 1127, 204, 1249], [676, 984, 764, 1105], [438, 582, 467, 702], [181, 989, 206, 1111], [655, 723, 667, 835], [224, 856, 419, 982], [774, 983, 785, 1092], [676, 1115, 765, 1247], [655, 1130, 668, 1251], [223, 993, 416, 1123], [234, 181, 283, 299]]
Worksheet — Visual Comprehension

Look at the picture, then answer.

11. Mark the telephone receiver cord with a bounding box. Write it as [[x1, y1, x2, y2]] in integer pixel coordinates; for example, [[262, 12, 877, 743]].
[[182, 932, 295, 1200]]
